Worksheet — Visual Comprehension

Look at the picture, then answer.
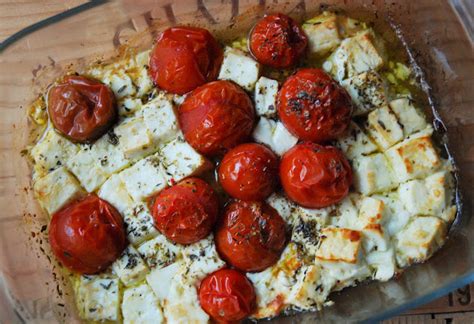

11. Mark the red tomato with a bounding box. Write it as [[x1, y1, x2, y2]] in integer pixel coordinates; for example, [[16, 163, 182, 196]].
[[277, 68, 353, 142], [215, 201, 287, 272], [152, 177, 219, 245], [49, 195, 126, 274], [178, 80, 255, 156], [218, 143, 279, 201], [48, 75, 117, 143], [280, 142, 352, 208], [149, 26, 223, 95], [199, 268, 256, 322], [249, 13, 307, 68]]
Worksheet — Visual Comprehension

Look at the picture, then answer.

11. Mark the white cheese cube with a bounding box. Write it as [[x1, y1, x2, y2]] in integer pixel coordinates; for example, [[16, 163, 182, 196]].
[[366, 249, 396, 281], [129, 50, 154, 97], [112, 245, 149, 287], [367, 105, 404, 150], [98, 174, 135, 215], [123, 204, 159, 246], [329, 194, 360, 229], [146, 262, 181, 302], [33, 167, 85, 215], [66, 148, 109, 192], [218, 47, 260, 91], [396, 216, 447, 267], [352, 153, 396, 195], [385, 129, 441, 183], [389, 98, 427, 136], [120, 155, 168, 201], [118, 97, 143, 116], [372, 192, 412, 237], [137, 234, 180, 269], [115, 116, 155, 161], [286, 265, 322, 311], [142, 97, 179, 144], [362, 224, 389, 252], [182, 235, 225, 283], [75, 275, 120, 321], [358, 196, 386, 227], [266, 193, 297, 224], [31, 129, 78, 176], [341, 71, 387, 115], [103, 70, 136, 99], [90, 133, 131, 175], [122, 282, 164, 324], [303, 12, 341, 55], [255, 77, 279, 117], [253, 117, 298, 156], [158, 137, 211, 184], [323, 29, 386, 81], [291, 216, 321, 258], [336, 122, 378, 160]]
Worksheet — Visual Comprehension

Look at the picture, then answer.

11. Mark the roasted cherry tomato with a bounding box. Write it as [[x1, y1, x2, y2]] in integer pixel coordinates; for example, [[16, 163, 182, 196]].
[[178, 80, 255, 156], [49, 195, 126, 274], [280, 142, 352, 208], [199, 268, 256, 322], [152, 177, 219, 245], [218, 143, 279, 201], [277, 68, 353, 142], [249, 13, 308, 68], [215, 200, 286, 272], [48, 75, 117, 143], [149, 26, 223, 95]]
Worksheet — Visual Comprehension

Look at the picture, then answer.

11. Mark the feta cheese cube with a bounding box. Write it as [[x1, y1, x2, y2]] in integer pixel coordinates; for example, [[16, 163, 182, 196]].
[[158, 137, 211, 184], [98, 174, 135, 215], [120, 155, 168, 201], [115, 116, 155, 161], [122, 282, 164, 324], [91, 133, 131, 175], [286, 265, 321, 311], [137, 234, 180, 269], [254, 77, 278, 117], [362, 224, 389, 252], [266, 193, 296, 223], [336, 122, 378, 160], [358, 196, 386, 227], [103, 70, 136, 99], [75, 275, 120, 321], [33, 167, 85, 215], [142, 97, 179, 144], [352, 153, 396, 194], [396, 216, 447, 267], [182, 235, 225, 283], [129, 50, 154, 97], [341, 71, 387, 115], [146, 262, 181, 302], [291, 216, 321, 258], [366, 249, 396, 281], [253, 117, 298, 156], [218, 47, 260, 91], [303, 12, 341, 55], [31, 129, 78, 176], [372, 192, 412, 237], [66, 148, 109, 192], [385, 130, 441, 183], [389, 98, 427, 136], [123, 204, 159, 246], [330, 194, 359, 229], [367, 106, 404, 150], [118, 97, 143, 116], [112, 245, 149, 287], [316, 227, 362, 263]]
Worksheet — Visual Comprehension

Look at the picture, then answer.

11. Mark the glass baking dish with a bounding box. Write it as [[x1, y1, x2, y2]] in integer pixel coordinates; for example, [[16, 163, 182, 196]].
[[0, 0, 472, 322]]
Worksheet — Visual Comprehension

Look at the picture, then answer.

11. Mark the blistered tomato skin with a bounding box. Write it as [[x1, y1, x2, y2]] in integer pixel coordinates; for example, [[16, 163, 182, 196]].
[[48, 75, 117, 143], [49, 195, 127, 274], [199, 269, 256, 322], [178, 80, 255, 156], [152, 177, 219, 245], [215, 201, 287, 272], [218, 143, 279, 201], [277, 68, 353, 143], [149, 26, 223, 95], [249, 13, 308, 68], [280, 142, 352, 208]]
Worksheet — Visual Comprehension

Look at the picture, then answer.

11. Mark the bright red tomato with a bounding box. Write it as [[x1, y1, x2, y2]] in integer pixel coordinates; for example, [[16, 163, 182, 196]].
[[215, 201, 287, 272], [152, 177, 219, 245], [199, 268, 256, 322], [149, 26, 223, 95], [277, 68, 353, 142], [280, 142, 352, 208], [249, 13, 307, 68], [178, 80, 255, 156], [48, 75, 117, 143], [218, 143, 279, 201], [49, 195, 126, 274]]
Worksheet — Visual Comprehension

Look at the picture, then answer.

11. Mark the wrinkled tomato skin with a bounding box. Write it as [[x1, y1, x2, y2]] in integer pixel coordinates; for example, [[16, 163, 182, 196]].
[[280, 142, 352, 208], [218, 143, 279, 201], [199, 268, 256, 322], [215, 201, 287, 272], [149, 26, 223, 95], [277, 68, 353, 143], [49, 195, 127, 274], [249, 13, 308, 68], [178, 80, 255, 156], [152, 177, 219, 245], [48, 75, 117, 143]]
